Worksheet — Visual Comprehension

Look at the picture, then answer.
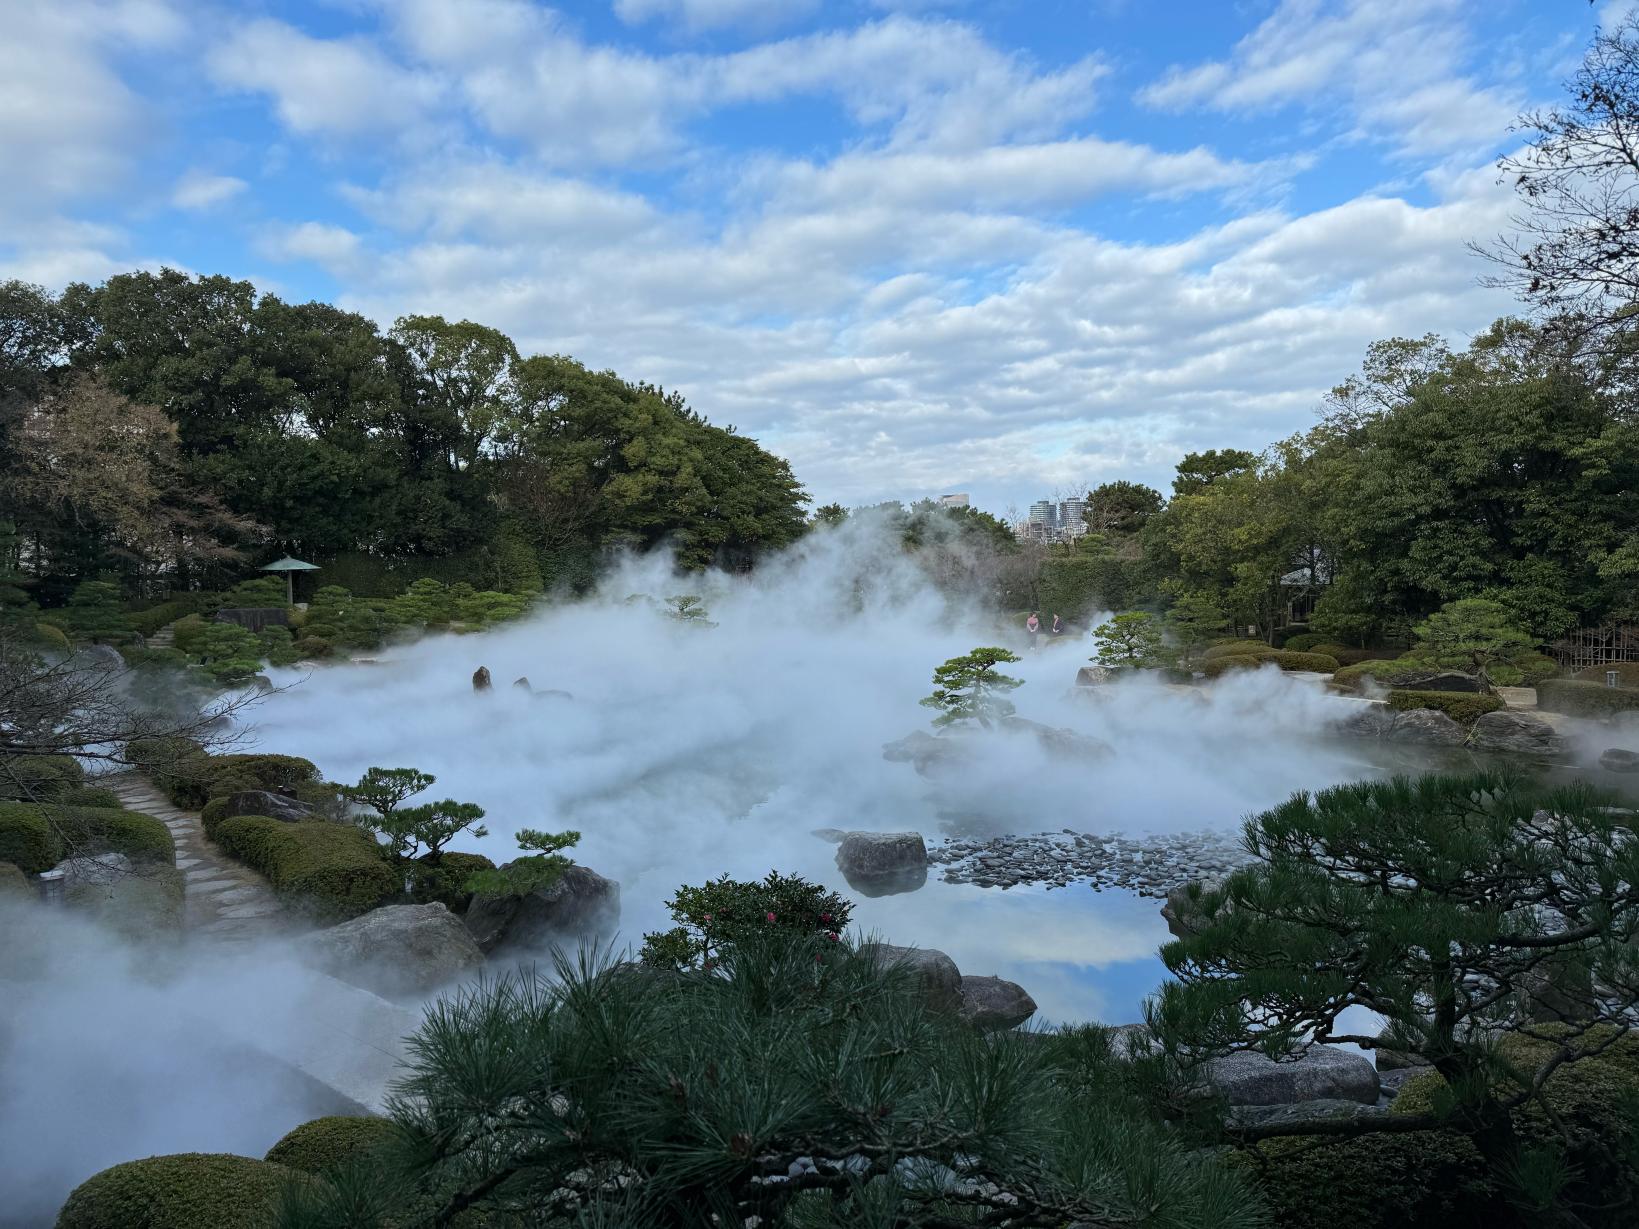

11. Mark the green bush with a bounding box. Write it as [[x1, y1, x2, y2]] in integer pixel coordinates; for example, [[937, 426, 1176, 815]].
[[169, 613, 211, 655], [54, 1152, 289, 1229], [214, 816, 396, 921], [408, 850, 496, 912], [1280, 632, 1333, 653], [119, 645, 191, 672], [0, 753, 85, 802], [141, 748, 319, 811], [291, 635, 334, 659], [1271, 650, 1341, 672], [126, 599, 197, 638], [1201, 642, 1278, 661], [1385, 690, 1505, 726], [1510, 651, 1561, 685], [0, 804, 61, 872], [1536, 679, 1639, 718], [264, 1115, 395, 1175], [1574, 661, 1639, 689], [1232, 1128, 1496, 1229], [1331, 657, 1448, 692], [1199, 654, 1269, 678], [28, 621, 70, 650], [126, 736, 208, 805], [0, 860, 34, 902], [58, 786, 123, 809]]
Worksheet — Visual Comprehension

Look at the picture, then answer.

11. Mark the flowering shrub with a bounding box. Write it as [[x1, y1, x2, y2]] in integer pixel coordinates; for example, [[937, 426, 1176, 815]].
[[639, 870, 853, 970]]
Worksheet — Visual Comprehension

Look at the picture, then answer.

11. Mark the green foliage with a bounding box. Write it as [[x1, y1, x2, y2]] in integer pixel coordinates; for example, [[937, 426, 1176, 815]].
[[265, 1117, 396, 1176], [57, 786, 123, 809], [1093, 610, 1172, 670], [271, 937, 1264, 1229], [28, 621, 70, 650], [187, 621, 263, 683], [920, 646, 1022, 729], [1200, 648, 1341, 675], [226, 576, 290, 607], [1165, 589, 1230, 663], [463, 827, 580, 898], [1536, 678, 1639, 717], [0, 753, 85, 801], [124, 736, 207, 803], [126, 599, 197, 638], [1409, 598, 1536, 692], [291, 635, 333, 659], [1087, 480, 1164, 534], [158, 751, 321, 812], [55, 1153, 290, 1229], [1201, 641, 1277, 662], [662, 593, 714, 625], [638, 871, 852, 971], [1385, 689, 1506, 725], [63, 580, 133, 644], [1281, 631, 1337, 652], [0, 802, 171, 871], [169, 614, 210, 655], [342, 766, 488, 863], [0, 803, 60, 872], [1199, 654, 1272, 679], [1330, 656, 1440, 692], [214, 816, 398, 921], [1153, 772, 1639, 1214], [408, 850, 496, 911]]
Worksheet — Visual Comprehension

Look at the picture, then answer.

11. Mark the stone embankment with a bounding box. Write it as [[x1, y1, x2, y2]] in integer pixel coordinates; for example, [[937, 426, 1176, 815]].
[[104, 773, 288, 944], [928, 828, 1252, 895]]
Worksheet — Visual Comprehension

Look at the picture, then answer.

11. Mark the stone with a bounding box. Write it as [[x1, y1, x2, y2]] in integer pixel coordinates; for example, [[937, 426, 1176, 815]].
[[1600, 748, 1639, 773], [463, 863, 620, 954], [1372, 1026, 1430, 1071], [810, 828, 846, 844], [857, 942, 962, 1014], [1333, 703, 1394, 738], [224, 789, 319, 824], [1469, 710, 1565, 758], [472, 666, 491, 692], [298, 902, 485, 998], [999, 715, 1114, 762], [835, 831, 929, 896], [1160, 878, 1224, 940], [1204, 1047, 1380, 1106], [1396, 671, 1482, 693], [1227, 1100, 1392, 1131], [881, 729, 965, 777], [957, 975, 1037, 1031], [1074, 665, 1115, 687], [1387, 708, 1468, 746]]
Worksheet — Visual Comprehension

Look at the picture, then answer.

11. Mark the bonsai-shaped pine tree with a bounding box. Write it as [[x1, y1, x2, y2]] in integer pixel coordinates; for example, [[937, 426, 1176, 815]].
[[1151, 772, 1639, 1224], [272, 931, 1265, 1229], [1164, 590, 1228, 665], [1408, 597, 1535, 692], [1092, 611, 1171, 670], [664, 594, 716, 626], [921, 646, 1022, 729], [639, 871, 853, 971], [342, 766, 488, 865], [192, 621, 264, 683]]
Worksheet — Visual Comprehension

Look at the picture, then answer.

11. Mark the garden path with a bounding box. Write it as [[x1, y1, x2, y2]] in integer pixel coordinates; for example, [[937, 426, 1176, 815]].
[[105, 773, 289, 945]]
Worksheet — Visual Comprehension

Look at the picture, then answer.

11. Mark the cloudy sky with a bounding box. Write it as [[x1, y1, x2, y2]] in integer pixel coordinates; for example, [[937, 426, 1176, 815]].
[[1, 0, 1625, 513]]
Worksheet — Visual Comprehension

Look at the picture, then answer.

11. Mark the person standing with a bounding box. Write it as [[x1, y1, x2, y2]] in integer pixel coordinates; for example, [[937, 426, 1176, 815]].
[[1051, 613, 1063, 635], [1026, 611, 1040, 649]]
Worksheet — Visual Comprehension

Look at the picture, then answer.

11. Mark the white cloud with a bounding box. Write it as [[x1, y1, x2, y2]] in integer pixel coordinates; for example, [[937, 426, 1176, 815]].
[[208, 18, 443, 140], [1139, 0, 1522, 157], [613, 0, 822, 34], [259, 221, 365, 274], [171, 169, 248, 210]]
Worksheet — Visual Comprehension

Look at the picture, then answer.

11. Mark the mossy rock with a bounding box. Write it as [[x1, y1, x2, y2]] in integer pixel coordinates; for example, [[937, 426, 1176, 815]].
[[265, 1115, 396, 1174], [408, 850, 496, 912], [55, 1153, 291, 1229]]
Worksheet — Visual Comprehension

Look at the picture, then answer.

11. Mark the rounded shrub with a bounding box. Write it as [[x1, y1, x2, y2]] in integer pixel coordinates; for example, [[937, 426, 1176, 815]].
[[1385, 690, 1505, 726], [1201, 642, 1278, 662], [291, 635, 334, 660], [265, 1115, 395, 1174], [0, 804, 62, 873], [58, 786, 123, 809], [1575, 661, 1639, 689], [28, 621, 71, 650], [54, 1153, 290, 1229], [1200, 655, 1269, 679], [0, 860, 34, 902], [1331, 657, 1439, 692], [1280, 631, 1334, 653], [126, 736, 208, 807], [1271, 650, 1340, 672], [409, 850, 496, 912], [214, 817, 396, 921], [0, 754, 85, 802], [195, 754, 319, 808], [1534, 679, 1639, 719], [168, 613, 211, 656]]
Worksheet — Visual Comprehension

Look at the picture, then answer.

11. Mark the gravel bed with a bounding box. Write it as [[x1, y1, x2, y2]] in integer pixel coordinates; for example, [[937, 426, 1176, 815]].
[[928, 829, 1255, 896]]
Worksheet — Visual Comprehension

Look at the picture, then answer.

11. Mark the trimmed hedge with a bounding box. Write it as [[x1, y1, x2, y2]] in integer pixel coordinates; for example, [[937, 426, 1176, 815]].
[[214, 816, 396, 921], [1280, 632, 1336, 653], [1201, 650, 1340, 678], [54, 1153, 289, 1229], [0, 754, 86, 802], [1385, 690, 1505, 726], [0, 860, 33, 901], [129, 740, 320, 811], [1331, 658, 1443, 692], [0, 804, 63, 873], [29, 621, 71, 650], [126, 736, 208, 803], [1200, 655, 1268, 679], [265, 1115, 396, 1174], [126, 599, 201, 638], [58, 786, 123, 809], [1201, 642, 1278, 662], [1536, 679, 1639, 718], [1575, 661, 1639, 688], [291, 635, 334, 659]]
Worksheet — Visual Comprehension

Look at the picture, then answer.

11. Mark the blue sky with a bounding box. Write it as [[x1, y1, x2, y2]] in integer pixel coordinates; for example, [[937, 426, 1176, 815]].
[[2, 0, 1626, 514]]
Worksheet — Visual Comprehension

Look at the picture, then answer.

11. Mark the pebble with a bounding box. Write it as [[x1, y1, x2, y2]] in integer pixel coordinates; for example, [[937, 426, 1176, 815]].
[[928, 829, 1253, 895]]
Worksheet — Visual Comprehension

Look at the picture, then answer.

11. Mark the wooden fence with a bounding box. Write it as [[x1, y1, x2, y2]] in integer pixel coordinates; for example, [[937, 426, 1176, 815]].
[[1554, 624, 1639, 673]]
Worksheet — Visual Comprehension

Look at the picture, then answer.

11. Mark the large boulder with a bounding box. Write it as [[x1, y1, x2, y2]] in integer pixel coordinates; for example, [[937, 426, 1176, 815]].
[[836, 831, 928, 896], [1074, 665, 1116, 687], [1204, 1047, 1380, 1106], [857, 941, 962, 1014], [463, 863, 620, 954], [881, 730, 966, 777], [957, 975, 1037, 1031], [1396, 671, 1482, 693], [224, 789, 320, 824], [1387, 708, 1468, 746], [298, 902, 485, 998], [1469, 710, 1565, 758], [1600, 747, 1639, 773], [1333, 703, 1394, 738], [1000, 715, 1114, 762]]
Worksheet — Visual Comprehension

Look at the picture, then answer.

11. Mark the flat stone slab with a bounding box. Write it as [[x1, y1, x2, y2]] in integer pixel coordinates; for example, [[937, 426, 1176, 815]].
[[221, 902, 283, 919]]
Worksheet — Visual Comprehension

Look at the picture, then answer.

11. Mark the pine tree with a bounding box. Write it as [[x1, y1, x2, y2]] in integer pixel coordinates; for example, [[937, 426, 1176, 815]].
[[920, 647, 1022, 729], [1091, 611, 1170, 670]]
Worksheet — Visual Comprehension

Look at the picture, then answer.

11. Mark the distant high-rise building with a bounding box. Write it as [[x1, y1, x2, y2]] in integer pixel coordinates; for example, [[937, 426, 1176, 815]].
[[938, 493, 970, 507], [1028, 500, 1056, 528], [1058, 497, 1087, 538]]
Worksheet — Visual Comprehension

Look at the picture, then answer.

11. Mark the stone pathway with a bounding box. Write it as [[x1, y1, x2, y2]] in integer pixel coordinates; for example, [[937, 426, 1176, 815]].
[[105, 773, 289, 946]]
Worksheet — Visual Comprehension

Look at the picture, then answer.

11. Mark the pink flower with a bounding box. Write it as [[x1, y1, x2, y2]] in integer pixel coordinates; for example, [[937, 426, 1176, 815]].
[[820, 912, 832, 923], [703, 913, 712, 922], [827, 932, 839, 941], [766, 912, 776, 923]]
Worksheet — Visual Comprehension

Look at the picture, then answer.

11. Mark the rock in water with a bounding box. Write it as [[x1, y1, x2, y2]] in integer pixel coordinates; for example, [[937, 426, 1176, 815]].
[[1469, 710, 1565, 758], [1333, 703, 1394, 738], [958, 975, 1037, 1031], [1204, 1047, 1380, 1106], [1600, 748, 1639, 773], [856, 942, 962, 1014], [463, 863, 620, 954], [1000, 715, 1114, 762], [881, 730, 966, 777], [1386, 708, 1467, 746], [513, 676, 532, 692], [1160, 878, 1224, 939], [225, 789, 319, 824], [836, 831, 929, 896], [297, 903, 485, 998], [472, 666, 491, 692]]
